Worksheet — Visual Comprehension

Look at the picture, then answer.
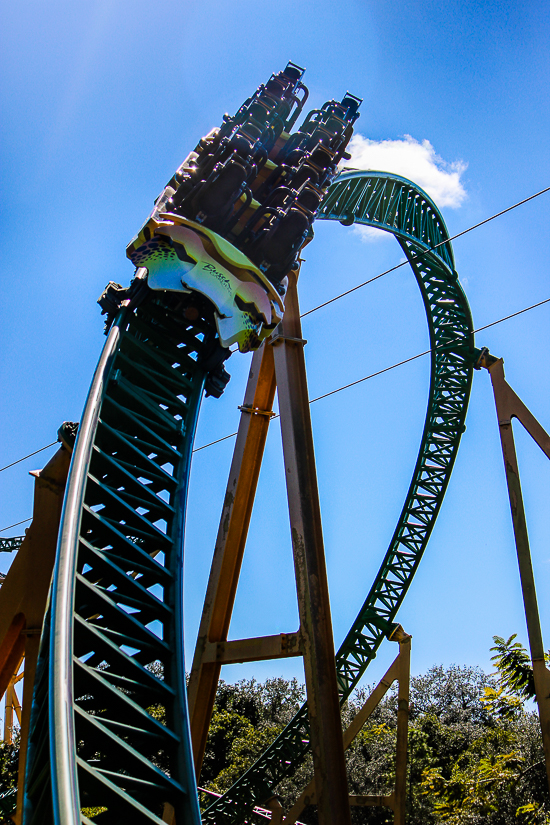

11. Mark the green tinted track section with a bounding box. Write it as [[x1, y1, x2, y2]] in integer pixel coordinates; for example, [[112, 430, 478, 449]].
[[24, 296, 217, 825], [201, 171, 475, 824]]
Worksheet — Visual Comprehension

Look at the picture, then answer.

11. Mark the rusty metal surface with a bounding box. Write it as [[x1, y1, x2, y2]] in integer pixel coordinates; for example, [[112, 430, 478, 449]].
[[487, 357, 550, 792], [394, 634, 411, 824], [284, 634, 410, 824], [188, 343, 277, 775], [3, 667, 23, 744], [190, 273, 354, 823], [201, 632, 302, 665], [0, 445, 71, 823], [272, 273, 351, 825]]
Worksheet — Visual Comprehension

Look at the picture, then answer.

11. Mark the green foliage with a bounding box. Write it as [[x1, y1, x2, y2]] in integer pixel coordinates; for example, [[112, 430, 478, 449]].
[[213, 676, 305, 729], [481, 685, 524, 719], [210, 724, 283, 793], [1, 642, 548, 823], [200, 677, 305, 795], [80, 806, 107, 819], [200, 654, 549, 825], [202, 709, 256, 786], [0, 733, 20, 824], [0, 738, 19, 795], [421, 748, 522, 821], [491, 635, 537, 702]]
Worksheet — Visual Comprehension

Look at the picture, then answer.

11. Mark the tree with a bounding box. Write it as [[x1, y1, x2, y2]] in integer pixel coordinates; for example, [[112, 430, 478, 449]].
[[417, 637, 549, 825], [199, 652, 549, 825], [1, 641, 548, 823], [490, 634, 542, 701]]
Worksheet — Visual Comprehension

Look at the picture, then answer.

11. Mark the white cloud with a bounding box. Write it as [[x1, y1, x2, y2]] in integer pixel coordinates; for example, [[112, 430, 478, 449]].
[[345, 134, 468, 209], [351, 224, 390, 243]]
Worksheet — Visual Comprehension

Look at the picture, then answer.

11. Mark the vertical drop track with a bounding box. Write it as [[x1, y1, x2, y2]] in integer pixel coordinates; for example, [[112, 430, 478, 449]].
[[24, 295, 218, 824]]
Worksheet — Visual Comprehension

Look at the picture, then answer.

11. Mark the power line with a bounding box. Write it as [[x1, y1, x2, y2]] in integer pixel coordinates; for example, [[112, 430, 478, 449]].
[[4, 186, 548, 476], [302, 185, 550, 318], [308, 351, 429, 404], [301, 260, 404, 318], [192, 295, 550, 452], [437, 186, 550, 247], [2, 297, 548, 535], [473, 297, 550, 333], [0, 518, 32, 534], [193, 431, 240, 453], [0, 441, 57, 474], [310, 297, 550, 403]]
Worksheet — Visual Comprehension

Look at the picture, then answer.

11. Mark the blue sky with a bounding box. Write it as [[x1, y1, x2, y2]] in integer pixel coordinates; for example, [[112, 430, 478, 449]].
[[1, 0, 549, 694]]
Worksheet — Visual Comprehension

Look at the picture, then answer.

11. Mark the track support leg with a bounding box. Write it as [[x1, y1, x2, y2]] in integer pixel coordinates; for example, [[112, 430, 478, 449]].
[[188, 342, 277, 774], [481, 353, 550, 792], [3, 666, 23, 743], [393, 627, 411, 825], [272, 273, 351, 825], [189, 272, 353, 822], [0, 442, 71, 823], [283, 627, 411, 824]]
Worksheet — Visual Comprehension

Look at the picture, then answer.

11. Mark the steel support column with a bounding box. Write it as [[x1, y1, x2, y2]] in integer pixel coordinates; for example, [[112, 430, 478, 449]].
[[346, 630, 410, 820], [3, 668, 23, 743], [393, 628, 411, 825], [0, 443, 71, 823], [283, 628, 411, 824], [272, 273, 351, 825], [188, 343, 277, 775], [483, 354, 550, 791]]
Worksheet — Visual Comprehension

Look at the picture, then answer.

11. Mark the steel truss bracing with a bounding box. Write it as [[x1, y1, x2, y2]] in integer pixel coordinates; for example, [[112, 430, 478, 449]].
[[0, 538, 25, 553], [200, 171, 474, 825], [23, 296, 219, 824]]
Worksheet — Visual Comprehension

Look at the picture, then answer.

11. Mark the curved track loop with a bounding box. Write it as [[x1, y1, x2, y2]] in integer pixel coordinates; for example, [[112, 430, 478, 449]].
[[24, 297, 217, 824], [201, 171, 475, 824]]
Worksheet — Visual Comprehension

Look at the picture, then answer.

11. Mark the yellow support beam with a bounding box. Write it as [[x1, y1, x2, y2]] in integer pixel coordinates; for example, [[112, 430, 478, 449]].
[[0, 443, 71, 822]]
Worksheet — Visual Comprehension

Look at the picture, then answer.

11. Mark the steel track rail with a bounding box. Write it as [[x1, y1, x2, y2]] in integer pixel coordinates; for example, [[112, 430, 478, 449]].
[[0, 537, 25, 553], [23, 295, 220, 824], [201, 171, 475, 824]]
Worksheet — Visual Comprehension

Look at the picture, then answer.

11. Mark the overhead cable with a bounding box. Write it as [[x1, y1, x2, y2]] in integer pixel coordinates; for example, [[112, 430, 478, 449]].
[[0, 186, 550, 473], [311, 297, 550, 404], [2, 296, 548, 535], [0, 442, 58, 474], [4, 187, 548, 475], [473, 297, 550, 333], [0, 518, 32, 534], [301, 185, 550, 318], [192, 296, 550, 453]]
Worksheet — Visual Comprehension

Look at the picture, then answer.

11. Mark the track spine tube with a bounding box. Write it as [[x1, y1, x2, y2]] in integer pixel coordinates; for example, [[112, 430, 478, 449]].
[[171, 368, 206, 825], [24, 298, 216, 823], [48, 312, 126, 825]]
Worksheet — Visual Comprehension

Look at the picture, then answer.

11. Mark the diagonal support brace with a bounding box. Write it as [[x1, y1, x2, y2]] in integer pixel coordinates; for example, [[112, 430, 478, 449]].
[[481, 353, 550, 793]]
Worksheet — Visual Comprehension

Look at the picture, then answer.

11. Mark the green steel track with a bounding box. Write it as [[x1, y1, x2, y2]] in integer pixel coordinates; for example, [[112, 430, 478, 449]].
[[21, 170, 474, 824], [201, 170, 475, 824], [23, 294, 217, 824]]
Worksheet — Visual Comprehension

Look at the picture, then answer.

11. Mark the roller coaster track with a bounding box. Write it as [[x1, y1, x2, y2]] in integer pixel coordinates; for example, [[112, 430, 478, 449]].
[[200, 170, 475, 824], [19, 63, 364, 825], [20, 168, 474, 823], [0, 537, 25, 553], [24, 296, 215, 824]]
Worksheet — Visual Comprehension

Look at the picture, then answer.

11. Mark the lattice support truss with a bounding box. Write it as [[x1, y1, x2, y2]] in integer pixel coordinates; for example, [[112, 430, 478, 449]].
[[24, 297, 217, 825]]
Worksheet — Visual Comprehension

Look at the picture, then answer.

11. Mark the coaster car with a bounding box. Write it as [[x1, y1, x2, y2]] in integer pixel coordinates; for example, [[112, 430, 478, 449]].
[[127, 214, 284, 352]]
